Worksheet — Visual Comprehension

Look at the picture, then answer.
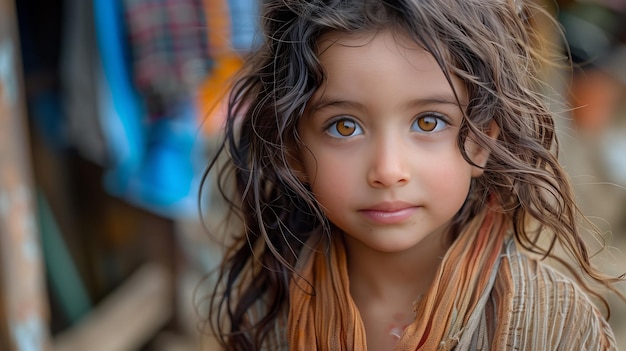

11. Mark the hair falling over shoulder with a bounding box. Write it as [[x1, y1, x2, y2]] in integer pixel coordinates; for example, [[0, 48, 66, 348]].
[[202, 0, 625, 349]]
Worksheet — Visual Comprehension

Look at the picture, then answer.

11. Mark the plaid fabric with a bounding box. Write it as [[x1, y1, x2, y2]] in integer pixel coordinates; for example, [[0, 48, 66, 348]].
[[123, 0, 211, 118]]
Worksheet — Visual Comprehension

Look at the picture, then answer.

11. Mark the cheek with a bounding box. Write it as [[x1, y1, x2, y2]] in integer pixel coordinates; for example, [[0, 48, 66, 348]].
[[300, 143, 355, 184], [432, 168, 471, 193], [301, 152, 357, 212], [309, 176, 351, 224], [426, 154, 473, 205], [308, 162, 353, 198]]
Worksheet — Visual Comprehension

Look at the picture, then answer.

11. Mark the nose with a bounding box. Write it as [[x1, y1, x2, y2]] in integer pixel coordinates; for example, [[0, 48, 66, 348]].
[[367, 136, 410, 188]]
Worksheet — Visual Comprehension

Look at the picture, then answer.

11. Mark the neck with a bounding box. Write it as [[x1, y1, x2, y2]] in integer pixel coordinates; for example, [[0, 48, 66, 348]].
[[344, 229, 449, 306]]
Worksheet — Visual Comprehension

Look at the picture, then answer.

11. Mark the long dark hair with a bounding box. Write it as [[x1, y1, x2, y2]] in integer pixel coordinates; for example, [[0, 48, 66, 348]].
[[204, 0, 622, 349]]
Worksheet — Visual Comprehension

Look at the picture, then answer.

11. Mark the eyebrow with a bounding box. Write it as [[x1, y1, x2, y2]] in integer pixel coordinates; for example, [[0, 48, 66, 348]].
[[404, 96, 466, 109], [309, 94, 465, 112], [309, 98, 366, 112]]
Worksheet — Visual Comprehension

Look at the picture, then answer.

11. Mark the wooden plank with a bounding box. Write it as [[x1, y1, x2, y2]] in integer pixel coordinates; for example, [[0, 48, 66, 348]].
[[53, 263, 172, 351], [0, 0, 52, 350]]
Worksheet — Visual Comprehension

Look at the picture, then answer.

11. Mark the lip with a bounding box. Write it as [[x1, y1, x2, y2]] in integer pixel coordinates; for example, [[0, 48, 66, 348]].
[[359, 201, 419, 224]]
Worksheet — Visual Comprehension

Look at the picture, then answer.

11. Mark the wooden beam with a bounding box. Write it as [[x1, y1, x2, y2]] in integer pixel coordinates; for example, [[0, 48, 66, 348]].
[[0, 0, 51, 350]]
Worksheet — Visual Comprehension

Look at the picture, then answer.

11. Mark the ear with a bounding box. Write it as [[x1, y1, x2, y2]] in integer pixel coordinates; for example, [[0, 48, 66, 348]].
[[469, 120, 500, 178]]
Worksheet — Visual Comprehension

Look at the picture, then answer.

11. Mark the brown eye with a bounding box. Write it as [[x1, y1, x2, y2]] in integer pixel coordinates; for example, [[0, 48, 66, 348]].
[[413, 115, 448, 133], [336, 120, 356, 136], [417, 116, 438, 132], [328, 119, 362, 137]]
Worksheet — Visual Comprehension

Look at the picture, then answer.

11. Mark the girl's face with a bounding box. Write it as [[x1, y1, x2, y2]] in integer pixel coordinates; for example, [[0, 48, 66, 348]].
[[297, 30, 490, 254]]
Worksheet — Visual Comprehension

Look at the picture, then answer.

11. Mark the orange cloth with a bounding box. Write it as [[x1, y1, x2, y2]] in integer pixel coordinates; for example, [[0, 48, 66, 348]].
[[197, 0, 244, 135], [195, 54, 242, 135], [287, 208, 617, 350]]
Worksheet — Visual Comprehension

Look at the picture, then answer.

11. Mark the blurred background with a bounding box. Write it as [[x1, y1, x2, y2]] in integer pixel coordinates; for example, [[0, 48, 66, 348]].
[[0, 0, 624, 350]]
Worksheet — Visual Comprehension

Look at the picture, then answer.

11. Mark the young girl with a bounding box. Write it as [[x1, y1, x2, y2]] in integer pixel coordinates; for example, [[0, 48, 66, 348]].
[[205, 0, 624, 349]]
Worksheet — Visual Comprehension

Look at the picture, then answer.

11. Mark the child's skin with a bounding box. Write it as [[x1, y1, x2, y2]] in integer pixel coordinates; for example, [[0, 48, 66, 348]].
[[295, 29, 497, 350], [209, 2, 625, 349]]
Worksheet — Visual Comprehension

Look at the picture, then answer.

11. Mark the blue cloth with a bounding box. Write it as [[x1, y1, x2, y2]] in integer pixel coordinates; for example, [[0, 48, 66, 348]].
[[93, 0, 202, 218]]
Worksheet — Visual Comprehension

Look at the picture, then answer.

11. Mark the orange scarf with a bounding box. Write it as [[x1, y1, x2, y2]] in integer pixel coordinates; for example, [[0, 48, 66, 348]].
[[288, 209, 507, 350]]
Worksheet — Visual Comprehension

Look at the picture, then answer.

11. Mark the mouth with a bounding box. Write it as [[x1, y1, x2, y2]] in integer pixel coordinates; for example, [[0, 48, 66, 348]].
[[359, 201, 419, 224]]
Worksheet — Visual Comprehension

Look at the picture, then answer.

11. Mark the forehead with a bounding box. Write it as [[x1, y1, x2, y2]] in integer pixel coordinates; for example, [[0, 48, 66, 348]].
[[316, 29, 422, 56], [311, 29, 467, 106]]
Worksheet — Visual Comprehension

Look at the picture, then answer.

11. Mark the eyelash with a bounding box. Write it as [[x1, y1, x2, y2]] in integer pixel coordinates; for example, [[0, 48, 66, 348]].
[[324, 113, 450, 138]]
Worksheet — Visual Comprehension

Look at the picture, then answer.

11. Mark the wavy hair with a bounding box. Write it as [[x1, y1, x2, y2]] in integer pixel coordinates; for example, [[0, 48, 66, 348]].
[[204, 0, 623, 349]]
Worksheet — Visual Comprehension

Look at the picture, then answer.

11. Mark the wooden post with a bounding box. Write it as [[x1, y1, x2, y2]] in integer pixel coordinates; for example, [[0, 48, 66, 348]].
[[0, 0, 51, 350]]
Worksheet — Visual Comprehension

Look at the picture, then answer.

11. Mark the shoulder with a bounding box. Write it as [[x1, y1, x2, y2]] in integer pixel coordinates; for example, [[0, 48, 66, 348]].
[[494, 241, 617, 350]]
